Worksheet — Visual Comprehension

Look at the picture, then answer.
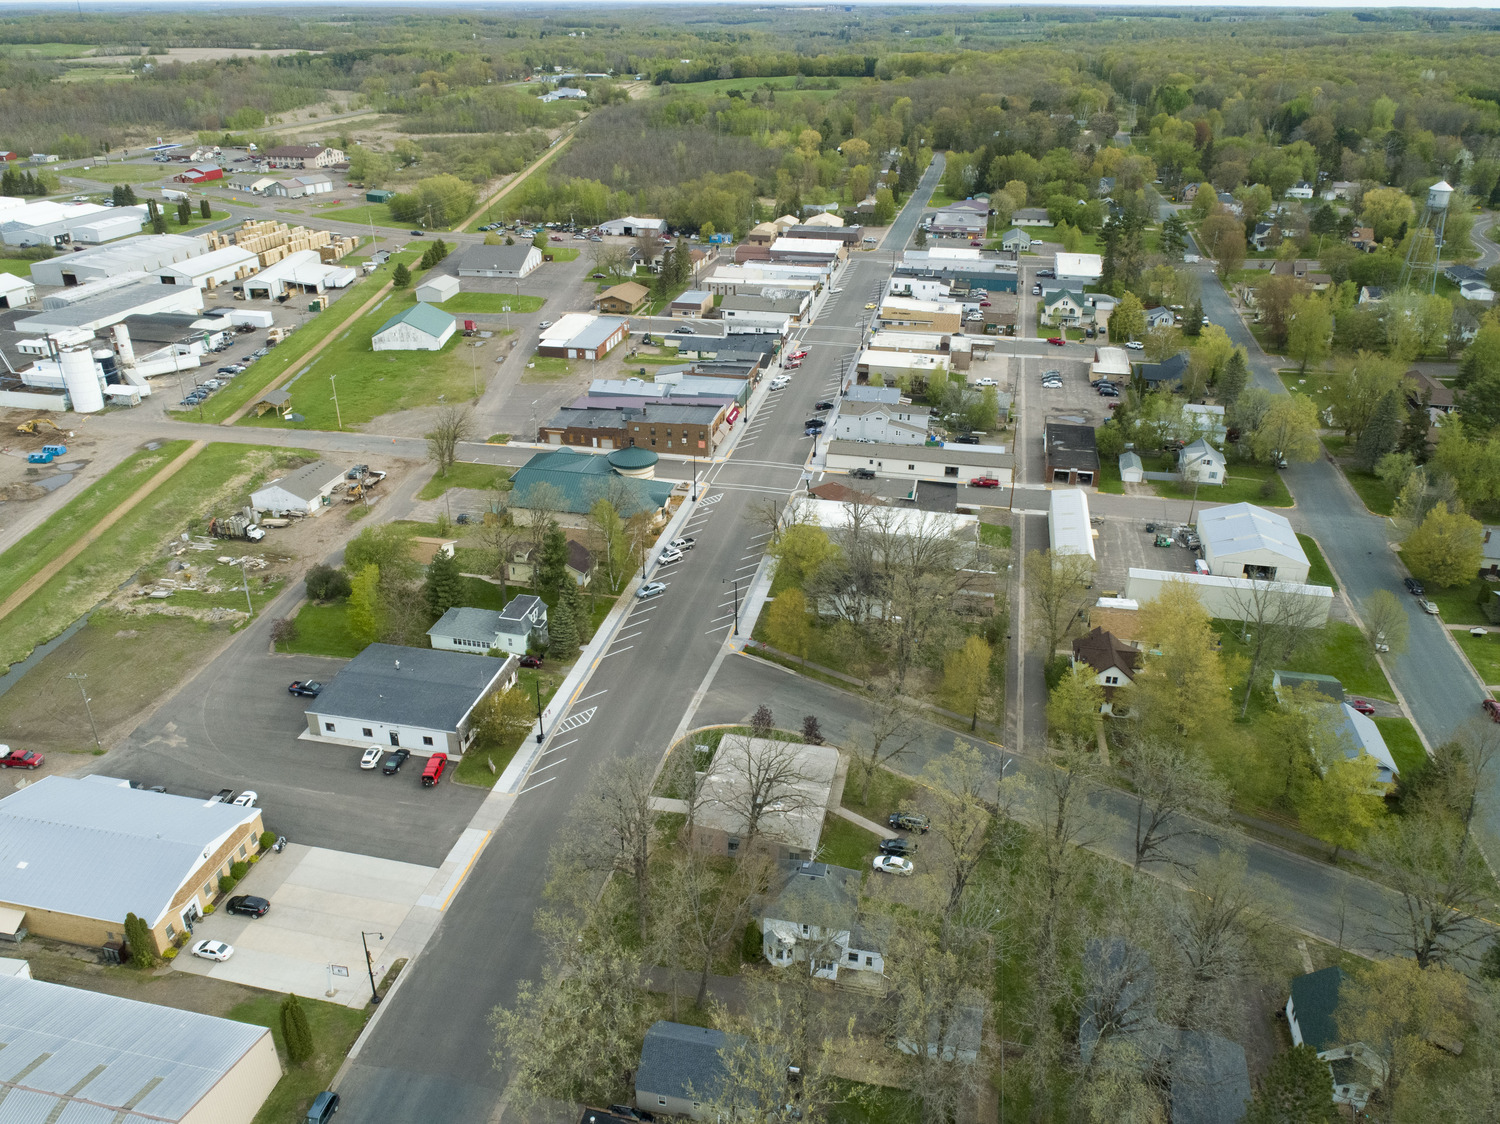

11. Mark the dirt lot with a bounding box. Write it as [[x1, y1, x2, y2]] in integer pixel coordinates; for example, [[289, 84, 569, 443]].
[[0, 409, 141, 554]]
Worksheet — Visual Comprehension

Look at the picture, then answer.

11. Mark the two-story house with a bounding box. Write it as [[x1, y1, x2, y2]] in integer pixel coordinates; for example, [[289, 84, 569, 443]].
[[1042, 289, 1088, 328], [1070, 627, 1141, 715], [832, 401, 931, 446], [761, 861, 884, 981], [1178, 438, 1226, 485], [426, 596, 548, 657]]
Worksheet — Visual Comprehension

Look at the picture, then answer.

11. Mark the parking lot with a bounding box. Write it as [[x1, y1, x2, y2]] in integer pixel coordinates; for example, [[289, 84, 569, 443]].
[[1033, 351, 1115, 428], [96, 635, 487, 869], [1090, 509, 1202, 594]]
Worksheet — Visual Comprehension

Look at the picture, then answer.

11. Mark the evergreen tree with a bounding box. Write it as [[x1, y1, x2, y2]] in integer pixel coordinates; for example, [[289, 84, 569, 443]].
[[1243, 1044, 1336, 1124], [392, 262, 411, 288], [1356, 390, 1403, 470], [546, 597, 579, 658], [534, 522, 570, 595], [423, 549, 463, 617], [1160, 213, 1189, 259], [914, 224, 927, 248], [200, 198, 211, 219], [1218, 348, 1250, 405], [177, 200, 191, 226], [1398, 389, 1433, 456], [1309, 203, 1338, 238], [124, 912, 158, 968], [1183, 298, 1204, 337], [559, 575, 590, 643], [151, 211, 167, 234], [280, 993, 315, 1065]]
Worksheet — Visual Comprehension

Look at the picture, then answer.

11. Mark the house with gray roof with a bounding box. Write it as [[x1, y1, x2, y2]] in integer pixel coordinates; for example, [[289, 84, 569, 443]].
[[636, 1021, 741, 1119], [1178, 438, 1226, 485], [371, 301, 457, 352], [1199, 502, 1309, 582], [1000, 227, 1032, 252], [761, 861, 884, 980], [0, 974, 282, 1124], [0, 776, 263, 954], [1287, 966, 1386, 1110], [428, 596, 548, 657], [1137, 351, 1188, 389], [249, 459, 347, 516], [456, 242, 542, 279], [1144, 305, 1177, 329], [303, 642, 519, 756]]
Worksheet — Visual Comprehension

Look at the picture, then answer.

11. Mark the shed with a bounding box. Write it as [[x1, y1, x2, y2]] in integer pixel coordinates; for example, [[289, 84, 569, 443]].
[[249, 459, 346, 515], [1048, 487, 1095, 561], [1119, 451, 1143, 483], [366, 188, 394, 203], [0, 272, 36, 308], [255, 388, 291, 417], [414, 273, 460, 304], [1199, 502, 1309, 583], [371, 302, 457, 352], [636, 1021, 737, 1119]]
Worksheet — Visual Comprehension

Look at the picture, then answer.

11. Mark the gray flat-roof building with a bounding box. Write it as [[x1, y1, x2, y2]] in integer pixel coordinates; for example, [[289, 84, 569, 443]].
[[30, 234, 207, 288], [249, 459, 347, 516], [303, 643, 519, 756]]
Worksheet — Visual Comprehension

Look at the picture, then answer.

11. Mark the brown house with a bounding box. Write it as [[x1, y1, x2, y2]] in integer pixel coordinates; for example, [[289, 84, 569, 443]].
[[1350, 226, 1378, 252], [1071, 627, 1142, 713], [263, 144, 345, 169], [596, 281, 650, 315]]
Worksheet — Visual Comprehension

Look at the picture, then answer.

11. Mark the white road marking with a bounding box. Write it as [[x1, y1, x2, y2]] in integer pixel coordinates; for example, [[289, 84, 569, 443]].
[[531, 757, 567, 774], [543, 738, 577, 754], [700, 493, 723, 506], [613, 630, 643, 643], [519, 776, 556, 795], [710, 612, 736, 622], [601, 645, 634, 658], [555, 707, 597, 733], [705, 623, 734, 634], [574, 689, 608, 704]]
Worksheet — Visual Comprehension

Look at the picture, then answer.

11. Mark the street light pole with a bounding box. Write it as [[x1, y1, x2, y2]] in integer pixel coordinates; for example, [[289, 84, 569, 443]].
[[533, 676, 544, 744], [722, 577, 741, 636], [66, 673, 100, 752], [238, 558, 253, 618], [691, 452, 699, 502], [361, 931, 384, 1004]]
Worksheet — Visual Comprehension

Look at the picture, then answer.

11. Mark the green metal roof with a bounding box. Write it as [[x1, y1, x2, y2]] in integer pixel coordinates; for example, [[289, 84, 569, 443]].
[[607, 446, 659, 469], [510, 448, 673, 517], [374, 301, 456, 340], [1289, 966, 1347, 1052]]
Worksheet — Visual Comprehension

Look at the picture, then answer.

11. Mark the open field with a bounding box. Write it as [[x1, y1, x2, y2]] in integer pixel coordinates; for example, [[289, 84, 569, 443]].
[[0, 258, 35, 276], [237, 292, 491, 431], [436, 292, 544, 314], [74, 162, 173, 184], [229, 993, 370, 1124], [416, 462, 510, 500], [312, 203, 415, 229]]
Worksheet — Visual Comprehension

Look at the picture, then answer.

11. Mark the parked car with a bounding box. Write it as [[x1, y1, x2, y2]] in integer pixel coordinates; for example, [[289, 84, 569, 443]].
[[814, 400, 834, 410], [288, 680, 323, 698], [1098, 386, 1119, 398], [1031, 284, 1043, 296], [231, 790, 257, 808], [1421, 600, 1441, 615], [788, 348, 809, 361], [804, 418, 826, 430], [1484, 698, 1500, 723], [888, 811, 930, 833], [538, 320, 553, 329], [360, 746, 382, 769], [637, 581, 667, 599], [1042, 379, 1062, 389], [306, 1092, 340, 1124], [804, 426, 824, 437], [865, 302, 877, 310], [850, 467, 876, 480], [974, 377, 997, 387], [954, 435, 982, 445], [1348, 698, 1376, 716], [519, 655, 543, 668], [969, 477, 1001, 488], [226, 895, 270, 918], [1124, 340, 1145, 350], [421, 753, 448, 787], [979, 299, 992, 307], [657, 549, 684, 566], [191, 939, 234, 962], [879, 837, 917, 856], [1046, 336, 1066, 346], [382, 748, 411, 775], [670, 537, 696, 551], [0, 748, 44, 770], [873, 855, 914, 876], [768, 376, 790, 390], [1404, 577, 1425, 596]]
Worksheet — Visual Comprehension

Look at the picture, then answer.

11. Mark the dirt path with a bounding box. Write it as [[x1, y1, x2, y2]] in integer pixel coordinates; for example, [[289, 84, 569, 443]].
[[0, 440, 205, 624], [219, 282, 398, 427], [459, 125, 579, 231]]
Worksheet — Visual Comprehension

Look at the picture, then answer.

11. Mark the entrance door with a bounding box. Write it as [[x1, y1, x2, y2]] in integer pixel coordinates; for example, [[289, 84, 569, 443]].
[[389, 732, 400, 746]]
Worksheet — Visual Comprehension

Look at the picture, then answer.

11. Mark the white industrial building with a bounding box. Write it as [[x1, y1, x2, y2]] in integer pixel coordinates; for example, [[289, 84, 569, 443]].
[[414, 273, 460, 304], [264, 173, 333, 198], [856, 348, 951, 381], [0, 272, 35, 308], [0, 201, 143, 247], [19, 281, 204, 334], [455, 242, 542, 279], [1198, 502, 1310, 583], [1048, 487, 1095, 560], [30, 234, 207, 287], [598, 216, 667, 237], [241, 250, 356, 299], [40, 271, 150, 309], [72, 209, 148, 244], [152, 245, 260, 290], [227, 173, 277, 194], [250, 460, 348, 515], [1125, 569, 1333, 628], [826, 439, 1013, 484], [831, 400, 932, 445], [371, 302, 457, 352], [1055, 252, 1104, 285]]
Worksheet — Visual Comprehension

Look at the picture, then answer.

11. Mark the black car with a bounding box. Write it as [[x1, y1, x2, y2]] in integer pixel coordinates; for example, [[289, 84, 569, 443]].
[[879, 837, 917, 856], [608, 1107, 656, 1123], [226, 895, 270, 918], [888, 811, 930, 833], [850, 467, 876, 480], [288, 680, 323, 698], [804, 418, 826, 430], [954, 435, 981, 445], [382, 748, 411, 775], [1404, 577, 1425, 596], [409, 230, 425, 236], [814, 400, 834, 410]]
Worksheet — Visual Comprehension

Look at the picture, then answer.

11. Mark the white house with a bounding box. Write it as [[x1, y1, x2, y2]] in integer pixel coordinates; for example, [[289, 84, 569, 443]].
[[427, 596, 547, 657], [856, 348, 950, 383], [414, 273, 460, 304], [371, 302, 457, 352], [1144, 305, 1176, 330], [1071, 626, 1141, 714], [1054, 252, 1103, 285], [1286, 182, 1314, 200], [1043, 289, 1088, 327], [599, 216, 667, 237], [1178, 439, 1226, 485], [1199, 502, 1310, 582], [831, 400, 932, 445], [1460, 279, 1496, 304], [249, 459, 347, 516], [455, 242, 542, 279], [761, 861, 884, 981], [1000, 227, 1032, 252]]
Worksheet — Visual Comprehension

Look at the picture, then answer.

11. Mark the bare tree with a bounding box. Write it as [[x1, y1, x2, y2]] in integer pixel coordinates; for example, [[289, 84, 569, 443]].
[[1224, 579, 1328, 717], [1025, 548, 1097, 659], [922, 739, 998, 921], [1120, 738, 1230, 872], [747, 495, 790, 546], [1363, 588, 1410, 655], [1367, 810, 1492, 968], [425, 404, 474, 478], [656, 846, 772, 1009], [844, 684, 921, 805], [554, 756, 659, 942], [513, 479, 565, 531], [477, 494, 525, 599], [705, 731, 819, 855], [588, 240, 632, 282]]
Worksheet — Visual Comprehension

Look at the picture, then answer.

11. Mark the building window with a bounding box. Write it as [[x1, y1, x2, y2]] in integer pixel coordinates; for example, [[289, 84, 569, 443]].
[[325, 722, 335, 732], [423, 736, 434, 746], [164, 924, 175, 940], [802, 924, 809, 936], [849, 951, 859, 962], [659, 1099, 667, 1108], [204, 882, 213, 897], [1105, 675, 1119, 685], [866, 955, 874, 966], [945, 466, 959, 477], [363, 728, 373, 737], [727, 837, 740, 853], [238, 846, 247, 859]]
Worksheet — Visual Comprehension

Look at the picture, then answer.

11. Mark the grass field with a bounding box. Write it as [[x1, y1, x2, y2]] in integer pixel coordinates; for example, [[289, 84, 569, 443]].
[[0, 257, 36, 276], [237, 291, 491, 431], [1455, 631, 1500, 686], [1154, 463, 1292, 507], [668, 74, 851, 98], [520, 354, 575, 381], [816, 812, 880, 869], [436, 292, 544, 314], [1424, 578, 1491, 625], [545, 246, 580, 262], [168, 207, 232, 233], [0, 443, 292, 671], [313, 203, 415, 229], [229, 994, 370, 1124], [79, 163, 172, 184], [1373, 716, 1429, 782], [182, 252, 419, 424], [416, 462, 511, 500], [1281, 620, 1395, 700], [1297, 533, 1338, 590]]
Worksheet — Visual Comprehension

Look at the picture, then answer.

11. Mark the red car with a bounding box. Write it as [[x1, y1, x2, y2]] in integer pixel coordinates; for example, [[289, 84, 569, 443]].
[[421, 753, 448, 787], [1046, 337, 1066, 346], [788, 348, 808, 360], [0, 748, 44, 770], [1348, 698, 1376, 716], [520, 655, 543, 668], [969, 476, 1000, 488], [1484, 698, 1500, 723]]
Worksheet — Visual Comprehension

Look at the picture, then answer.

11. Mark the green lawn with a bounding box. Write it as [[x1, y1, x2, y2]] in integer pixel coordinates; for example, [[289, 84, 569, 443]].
[[1154, 463, 1292, 507], [817, 812, 881, 870], [417, 463, 511, 500], [167, 207, 232, 233], [545, 246, 580, 262], [1321, 435, 1396, 515], [82, 163, 171, 184], [1374, 717, 1428, 783], [521, 354, 575, 381], [228, 994, 370, 1124], [827, 1080, 922, 1124], [671, 73, 851, 98], [1094, 455, 1125, 494], [279, 601, 363, 658], [840, 764, 918, 824], [1283, 620, 1396, 700], [1455, 631, 1500, 686], [1297, 533, 1338, 590], [0, 257, 37, 276], [454, 668, 560, 786], [436, 292, 544, 315], [181, 253, 420, 424], [313, 203, 419, 229], [979, 522, 1012, 548], [1424, 578, 1491, 625], [237, 289, 487, 431]]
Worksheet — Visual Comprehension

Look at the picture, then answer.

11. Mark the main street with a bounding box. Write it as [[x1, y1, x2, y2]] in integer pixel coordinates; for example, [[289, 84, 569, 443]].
[[331, 160, 946, 1123]]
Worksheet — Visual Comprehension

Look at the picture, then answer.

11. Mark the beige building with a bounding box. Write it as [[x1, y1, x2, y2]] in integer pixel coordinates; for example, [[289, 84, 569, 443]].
[[877, 296, 963, 333], [689, 735, 839, 863], [0, 776, 264, 953]]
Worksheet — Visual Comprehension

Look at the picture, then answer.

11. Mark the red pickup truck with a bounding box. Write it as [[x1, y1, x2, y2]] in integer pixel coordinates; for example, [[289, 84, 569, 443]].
[[0, 748, 44, 770], [421, 753, 448, 787]]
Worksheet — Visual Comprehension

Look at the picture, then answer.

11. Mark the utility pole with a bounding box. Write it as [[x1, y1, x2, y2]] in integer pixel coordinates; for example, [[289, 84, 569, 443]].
[[361, 931, 384, 1004], [533, 677, 545, 744], [238, 558, 253, 617], [66, 673, 100, 752], [722, 576, 742, 636], [330, 373, 342, 430]]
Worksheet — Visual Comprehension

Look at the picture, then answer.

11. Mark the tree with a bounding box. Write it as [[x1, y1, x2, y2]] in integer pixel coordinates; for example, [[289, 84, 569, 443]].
[[921, 740, 999, 919], [1225, 578, 1329, 717], [345, 524, 419, 584], [1250, 394, 1320, 465], [534, 521, 570, 596], [766, 588, 812, 664], [151, 208, 166, 235], [1363, 588, 1409, 655], [1161, 213, 1189, 259], [546, 596, 579, 658], [1366, 810, 1492, 968], [1403, 507, 1483, 588], [585, 497, 630, 592], [124, 912, 158, 968], [1199, 207, 1246, 277], [770, 523, 839, 588], [941, 636, 991, 730], [1324, 351, 1405, 440], [1245, 1044, 1336, 1124], [280, 993, 314, 1065], [555, 756, 658, 942], [1355, 390, 1403, 471], [1360, 185, 1415, 242], [176, 199, 191, 225], [425, 404, 473, 478], [305, 564, 351, 602], [1108, 291, 1146, 344], [1025, 549, 1097, 659], [1217, 348, 1250, 405], [873, 187, 896, 225], [1046, 665, 1104, 750], [422, 548, 462, 618], [470, 684, 534, 751], [1286, 294, 1332, 374], [846, 687, 921, 805], [1183, 297, 1204, 337], [347, 563, 381, 647], [704, 731, 820, 855], [1122, 738, 1229, 872], [588, 241, 632, 282], [1301, 752, 1384, 862], [199, 198, 211, 219], [1131, 580, 1232, 744], [657, 842, 773, 1008], [391, 262, 411, 288]]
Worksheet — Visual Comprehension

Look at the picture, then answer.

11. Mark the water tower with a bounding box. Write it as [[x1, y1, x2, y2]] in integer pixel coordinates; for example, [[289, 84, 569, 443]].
[[1399, 179, 1453, 294]]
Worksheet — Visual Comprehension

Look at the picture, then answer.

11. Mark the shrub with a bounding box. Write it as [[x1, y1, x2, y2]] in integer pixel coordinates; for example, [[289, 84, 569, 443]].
[[230, 861, 249, 881], [163, 947, 179, 961], [270, 617, 299, 647], [259, 829, 277, 851], [801, 715, 824, 744], [281, 993, 315, 1064], [218, 873, 236, 894], [202, 904, 216, 916], [305, 564, 352, 601]]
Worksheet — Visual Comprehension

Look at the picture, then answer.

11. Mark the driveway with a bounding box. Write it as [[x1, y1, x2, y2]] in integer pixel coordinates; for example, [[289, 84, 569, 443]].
[[174, 842, 446, 1008]]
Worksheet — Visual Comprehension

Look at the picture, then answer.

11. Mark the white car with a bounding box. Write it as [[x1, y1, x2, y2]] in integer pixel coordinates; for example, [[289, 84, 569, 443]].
[[360, 746, 382, 770], [538, 320, 553, 329], [657, 549, 683, 566], [637, 581, 667, 599], [974, 377, 997, 387], [769, 376, 790, 390], [191, 939, 234, 962], [873, 855, 914, 876], [1041, 380, 1063, 389], [830, 286, 843, 293], [231, 790, 257, 808], [1421, 600, 1441, 615], [1124, 340, 1145, 350]]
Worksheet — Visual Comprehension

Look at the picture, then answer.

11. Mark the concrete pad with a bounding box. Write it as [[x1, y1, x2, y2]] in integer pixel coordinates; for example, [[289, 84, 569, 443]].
[[174, 842, 442, 1008]]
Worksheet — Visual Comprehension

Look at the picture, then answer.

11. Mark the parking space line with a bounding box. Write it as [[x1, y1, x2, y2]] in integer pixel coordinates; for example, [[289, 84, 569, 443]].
[[613, 630, 643, 643], [574, 689, 608, 704], [518, 776, 556, 796], [705, 623, 734, 634], [736, 561, 759, 571], [601, 645, 633, 658], [531, 757, 567, 774], [543, 738, 577, 754]]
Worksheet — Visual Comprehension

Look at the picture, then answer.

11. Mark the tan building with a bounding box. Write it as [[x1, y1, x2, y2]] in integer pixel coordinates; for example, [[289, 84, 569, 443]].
[[596, 281, 650, 314], [689, 735, 839, 863], [877, 296, 963, 333], [0, 776, 264, 953]]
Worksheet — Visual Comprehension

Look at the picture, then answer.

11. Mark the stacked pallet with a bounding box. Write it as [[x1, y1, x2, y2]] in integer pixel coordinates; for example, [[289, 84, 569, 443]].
[[206, 220, 349, 267]]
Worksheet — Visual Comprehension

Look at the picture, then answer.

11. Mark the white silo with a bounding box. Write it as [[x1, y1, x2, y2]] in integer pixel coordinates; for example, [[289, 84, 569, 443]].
[[59, 346, 105, 413]]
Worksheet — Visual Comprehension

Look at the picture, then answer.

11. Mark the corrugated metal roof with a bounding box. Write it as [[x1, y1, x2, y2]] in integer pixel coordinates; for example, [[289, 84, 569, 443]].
[[0, 778, 259, 929], [374, 302, 456, 340], [1199, 502, 1305, 564], [307, 643, 515, 732]]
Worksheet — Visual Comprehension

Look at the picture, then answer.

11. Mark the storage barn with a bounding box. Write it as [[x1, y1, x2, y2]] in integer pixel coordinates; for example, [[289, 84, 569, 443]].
[[371, 302, 457, 351]]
